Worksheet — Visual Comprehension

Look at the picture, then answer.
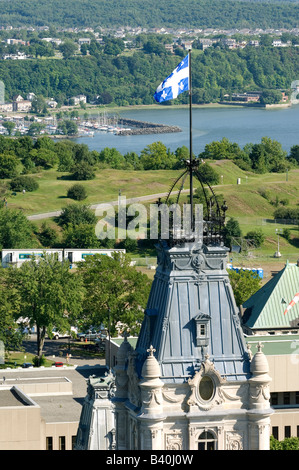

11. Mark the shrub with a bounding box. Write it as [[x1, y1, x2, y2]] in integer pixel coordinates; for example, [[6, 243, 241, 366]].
[[71, 163, 95, 180], [245, 228, 265, 248], [274, 207, 299, 220], [33, 355, 47, 367], [10, 175, 39, 192], [58, 203, 97, 227], [67, 183, 87, 201]]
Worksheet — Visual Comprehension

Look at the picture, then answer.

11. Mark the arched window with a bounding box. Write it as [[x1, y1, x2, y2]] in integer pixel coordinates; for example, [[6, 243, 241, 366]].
[[198, 431, 217, 450]]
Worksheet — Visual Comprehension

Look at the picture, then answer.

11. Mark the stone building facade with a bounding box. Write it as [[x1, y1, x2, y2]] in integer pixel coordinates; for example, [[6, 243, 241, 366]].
[[112, 240, 273, 450]]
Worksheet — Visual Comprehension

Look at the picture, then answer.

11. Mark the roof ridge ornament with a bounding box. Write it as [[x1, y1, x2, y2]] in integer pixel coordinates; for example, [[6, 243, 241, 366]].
[[147, 345, 156, 357]]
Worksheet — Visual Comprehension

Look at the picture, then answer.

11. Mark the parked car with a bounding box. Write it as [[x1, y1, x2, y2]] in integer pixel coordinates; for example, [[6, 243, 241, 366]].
[[22, 362, 33, 368], [48, 327, 77, 340], [77, 329, 103, 342]]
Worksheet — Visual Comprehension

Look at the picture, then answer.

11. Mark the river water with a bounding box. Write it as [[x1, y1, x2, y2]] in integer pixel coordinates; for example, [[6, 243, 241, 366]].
[[76, 104, 299, 156]]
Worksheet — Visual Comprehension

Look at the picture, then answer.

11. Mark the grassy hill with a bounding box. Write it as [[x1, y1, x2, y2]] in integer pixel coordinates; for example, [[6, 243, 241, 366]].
[[2, 159, 299, 274]]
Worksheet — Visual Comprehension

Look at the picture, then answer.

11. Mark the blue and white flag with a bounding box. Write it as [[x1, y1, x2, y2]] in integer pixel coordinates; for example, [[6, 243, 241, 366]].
[[154, 54, 189, 103]]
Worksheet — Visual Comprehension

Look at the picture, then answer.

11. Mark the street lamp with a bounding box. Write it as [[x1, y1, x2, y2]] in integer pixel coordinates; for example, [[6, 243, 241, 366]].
[[274, 228, 282, 258]]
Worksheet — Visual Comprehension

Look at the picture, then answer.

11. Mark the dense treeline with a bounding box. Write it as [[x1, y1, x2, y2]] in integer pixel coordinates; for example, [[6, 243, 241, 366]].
[[0, 0, 299, 29], [1, 46, 299, 105], [0, 134, 298, 182]]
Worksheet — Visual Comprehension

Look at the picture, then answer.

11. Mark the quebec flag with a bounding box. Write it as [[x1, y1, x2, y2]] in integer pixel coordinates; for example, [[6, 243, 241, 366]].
[[154, 54, 189, 103]]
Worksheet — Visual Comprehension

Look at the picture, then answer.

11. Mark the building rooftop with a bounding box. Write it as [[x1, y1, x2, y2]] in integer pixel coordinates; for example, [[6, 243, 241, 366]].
[[246, 333, 299, 356], [243, 262, 299, 330], [0, 388, 31, 407], [0, 365, 106, 423]]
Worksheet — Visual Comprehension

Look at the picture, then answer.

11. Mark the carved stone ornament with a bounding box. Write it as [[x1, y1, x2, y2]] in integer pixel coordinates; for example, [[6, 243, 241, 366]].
[[187, 354, 226, 411], [226, 432, 243, 451], [166, 431, 183, 450]]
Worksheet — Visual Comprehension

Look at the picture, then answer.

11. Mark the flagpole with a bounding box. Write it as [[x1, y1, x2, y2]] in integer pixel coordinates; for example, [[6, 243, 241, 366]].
[[189, 49, 193, 231]]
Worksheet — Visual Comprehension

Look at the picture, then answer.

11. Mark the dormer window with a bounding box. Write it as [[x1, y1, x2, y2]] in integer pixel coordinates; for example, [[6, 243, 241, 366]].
[[194, 312, 211, 348]]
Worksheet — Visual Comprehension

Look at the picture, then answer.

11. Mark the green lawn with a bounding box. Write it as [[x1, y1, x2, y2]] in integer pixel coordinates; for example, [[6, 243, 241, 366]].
[[2, 160, 299, 266], [5, 168, 180, 216]]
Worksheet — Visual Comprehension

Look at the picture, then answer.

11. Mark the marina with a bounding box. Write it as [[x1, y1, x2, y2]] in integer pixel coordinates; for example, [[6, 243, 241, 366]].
[[0, 104, 299, 157]]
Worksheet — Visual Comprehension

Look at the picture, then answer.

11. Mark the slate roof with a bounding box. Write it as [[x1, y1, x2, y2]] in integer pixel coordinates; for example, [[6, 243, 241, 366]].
[[135, 241, 250, 383], [242, 262, 299, 330]]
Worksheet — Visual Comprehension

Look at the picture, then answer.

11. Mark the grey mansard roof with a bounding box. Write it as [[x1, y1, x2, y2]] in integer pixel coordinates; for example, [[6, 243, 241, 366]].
[[135, 240, 250, 384]]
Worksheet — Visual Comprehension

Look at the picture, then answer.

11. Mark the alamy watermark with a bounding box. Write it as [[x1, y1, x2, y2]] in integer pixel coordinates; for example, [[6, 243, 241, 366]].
[[94, 196, 203, 241], [290, 80, 299, 105]]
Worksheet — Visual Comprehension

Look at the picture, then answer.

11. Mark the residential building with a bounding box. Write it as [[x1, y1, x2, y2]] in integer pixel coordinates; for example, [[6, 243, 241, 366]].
[[72, 94, 87, 105], [231, 92, 262, 103], [12, 94, 32, 112]]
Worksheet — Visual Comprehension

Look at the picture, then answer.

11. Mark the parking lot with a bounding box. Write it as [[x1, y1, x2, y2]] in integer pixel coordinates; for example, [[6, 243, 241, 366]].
[[22, 334, 106, 367]]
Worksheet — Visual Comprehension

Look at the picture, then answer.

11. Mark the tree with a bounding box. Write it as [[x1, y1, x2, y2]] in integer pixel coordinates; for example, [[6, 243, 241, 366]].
[[140, 142, 177, 170], [0, 152, 19, 178], [77, 252, 151, 335], [223, 217, 242, 248], [37, 222, 59, 248], [196, 162, 220, 185], [103, 38, 125, 56], [199, 138, 244, 161], [57, 120, 78, 136], [27, 122, 46, 136], [31, 95, 47, 114], [0, 267, 24, 352], [289, 145, 299, 165], [8, 254, 85, 361], [29, 148, 58, 169], [0, 208, 36, 249], [228, 269, 261, 307], [59, 39, 77, 59], [99, 147, 126, 169], [260, 89, 282, 105], [248, 137, 287, 173], [245, 228, 265, 248], [62, 223, 99, 248], [2, 121, 16, 136], [270, 436, 299, 450], [58, 203, 97, 227]]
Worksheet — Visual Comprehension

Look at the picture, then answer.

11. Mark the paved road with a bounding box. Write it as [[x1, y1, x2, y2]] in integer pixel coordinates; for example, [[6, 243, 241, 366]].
[[27, 189, 189, 220]]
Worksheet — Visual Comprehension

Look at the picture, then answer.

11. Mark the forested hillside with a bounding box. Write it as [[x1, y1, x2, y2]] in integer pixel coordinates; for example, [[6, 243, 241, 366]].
[[1, 46, 298, 105], [0, 0, 299, 29]]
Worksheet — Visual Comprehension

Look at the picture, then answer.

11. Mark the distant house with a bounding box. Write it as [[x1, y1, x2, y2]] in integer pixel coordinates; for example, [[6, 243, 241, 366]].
[[26, 93, 36, 101], [231, 92, 261, 103], [12, 95, 32, 112], [72, 94, 87, 105], [78, 38, 91, 46], [46, 99, 58, 108], [0, 103, 13, 112]]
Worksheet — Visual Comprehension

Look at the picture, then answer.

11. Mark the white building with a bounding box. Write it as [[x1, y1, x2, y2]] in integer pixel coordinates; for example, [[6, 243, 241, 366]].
[[1, 248, 126, 268], [63, 248, 126, 267], [1, 249, 63, 268]]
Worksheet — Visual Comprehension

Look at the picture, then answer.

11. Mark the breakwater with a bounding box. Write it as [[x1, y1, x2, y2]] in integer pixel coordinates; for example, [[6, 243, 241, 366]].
[[117, 118, 181, 136]]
